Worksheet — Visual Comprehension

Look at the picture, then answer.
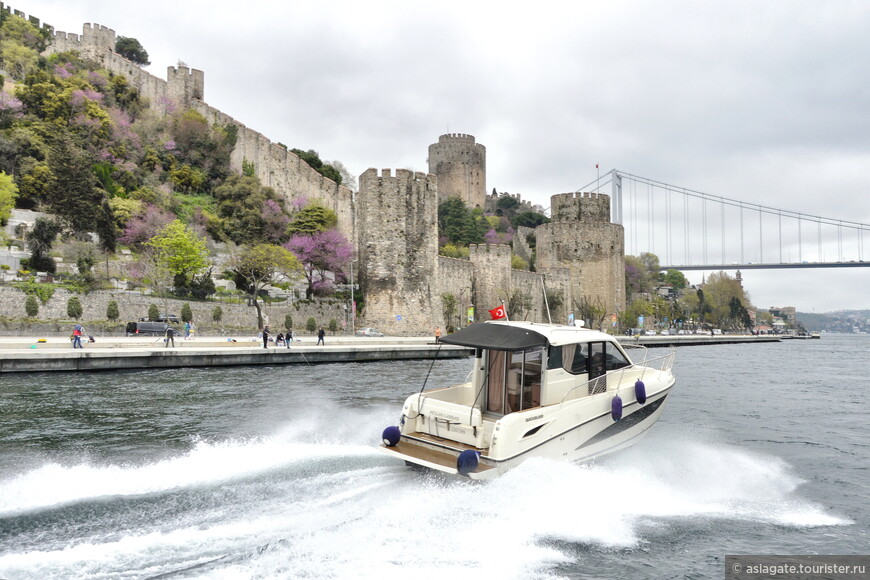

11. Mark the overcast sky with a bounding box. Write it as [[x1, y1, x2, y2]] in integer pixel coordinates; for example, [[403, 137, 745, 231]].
[[15, 0, 870, 314]]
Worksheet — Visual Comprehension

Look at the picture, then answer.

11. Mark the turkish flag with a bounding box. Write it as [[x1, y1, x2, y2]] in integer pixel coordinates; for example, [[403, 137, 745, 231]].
[[488, 305, 506, 319]]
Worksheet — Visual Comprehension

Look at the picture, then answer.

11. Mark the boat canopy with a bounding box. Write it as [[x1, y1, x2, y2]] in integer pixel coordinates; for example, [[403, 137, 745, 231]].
[[438, 322, 549, 351]]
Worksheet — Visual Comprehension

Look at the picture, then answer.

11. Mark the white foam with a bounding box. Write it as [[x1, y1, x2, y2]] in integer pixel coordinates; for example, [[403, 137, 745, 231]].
[[0, 433, 851, 579]]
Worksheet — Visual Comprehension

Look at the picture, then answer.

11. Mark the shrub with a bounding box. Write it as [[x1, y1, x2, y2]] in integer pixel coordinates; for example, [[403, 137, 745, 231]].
[[181, 302, 193, 323], [284, 313, 293, 330], [25, 294, 38, 317], [148, 303, 159, 321], [106, 300, 119, 321], [67, 296, 83, 319], [328, 318, 337, 333], [306, 316, 316, 332], [212, 305, 222, 322]]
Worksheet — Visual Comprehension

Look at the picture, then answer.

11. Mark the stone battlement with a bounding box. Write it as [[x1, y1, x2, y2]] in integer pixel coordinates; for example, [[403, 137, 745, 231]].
[[438, 133, 477, 143], [550, 191, 611, 223], [0, 2, 54, 32]]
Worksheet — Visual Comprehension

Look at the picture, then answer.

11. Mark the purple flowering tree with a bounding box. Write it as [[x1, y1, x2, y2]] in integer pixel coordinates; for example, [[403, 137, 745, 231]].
[[284, 229, 354, 298], [120, 204, 175, 248], [261, 199, 290, 243]]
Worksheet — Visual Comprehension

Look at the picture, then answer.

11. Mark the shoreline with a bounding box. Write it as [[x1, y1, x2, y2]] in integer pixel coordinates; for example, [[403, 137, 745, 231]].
[[0, 333, 784, 374]]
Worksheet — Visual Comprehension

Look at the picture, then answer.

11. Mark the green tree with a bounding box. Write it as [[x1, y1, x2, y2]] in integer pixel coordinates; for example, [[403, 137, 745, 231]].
[[284, 313, 293, 330], [67, 296, 83, 319], [438, 197, 485, 246], [306, 316, 317, 332], [441, 292, 457, 330], [146, 220, 210, 285], [662, 268, 688, 290], [25, 294, 38, 317], [45, 135, 116, 251], [290, 148, 342, 184], [0, 171, 16, 224], [232, 243, 302, 329], [114, 36, 150, 65], [148, 303, 159, 321], [213, 174, 288, 244], [181, 302, 193, 323], [328, 318, 338, 333], [212, 305, 223, 322], [287, 203, 338, 235], [106, 300, 119, 321], [26, 217, 61, 273]]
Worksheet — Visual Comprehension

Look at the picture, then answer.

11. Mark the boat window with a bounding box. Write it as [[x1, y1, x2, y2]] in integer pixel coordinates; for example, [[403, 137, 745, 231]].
[[486, 348, 543, 414], [547, 343, 590, 375], [605, 345, 630, 371]]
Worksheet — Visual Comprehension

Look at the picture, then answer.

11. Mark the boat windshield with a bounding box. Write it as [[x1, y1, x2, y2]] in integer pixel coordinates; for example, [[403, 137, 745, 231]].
[[484, 348, 543, 415]]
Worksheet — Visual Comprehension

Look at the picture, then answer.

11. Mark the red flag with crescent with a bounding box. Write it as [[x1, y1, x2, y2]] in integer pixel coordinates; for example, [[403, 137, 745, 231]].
[[488, 305, 506, 320]]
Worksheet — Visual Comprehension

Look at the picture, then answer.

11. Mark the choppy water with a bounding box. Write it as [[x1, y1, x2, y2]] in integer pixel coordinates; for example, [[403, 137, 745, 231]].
[[0, 335, 867, 579]]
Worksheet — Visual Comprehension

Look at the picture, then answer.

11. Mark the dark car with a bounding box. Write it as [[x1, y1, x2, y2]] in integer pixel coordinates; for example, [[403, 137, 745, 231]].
[[156, 313, 180, 323], [126, 321, 176, 336]]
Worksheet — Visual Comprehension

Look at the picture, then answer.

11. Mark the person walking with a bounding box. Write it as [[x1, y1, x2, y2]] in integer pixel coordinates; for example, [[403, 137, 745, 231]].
[[317, 327, 325, 346], [165, 326, 176, 348], [286, 329, 293, 349], [184, 321, 191, 340], [434, 327, 441, 343], [72, 324, 83, 349], [262, 326, 270, 349]]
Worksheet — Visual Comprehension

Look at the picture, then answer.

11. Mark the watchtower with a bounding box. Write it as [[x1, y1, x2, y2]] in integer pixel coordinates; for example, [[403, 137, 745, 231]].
[[428, 133, 486, 209]]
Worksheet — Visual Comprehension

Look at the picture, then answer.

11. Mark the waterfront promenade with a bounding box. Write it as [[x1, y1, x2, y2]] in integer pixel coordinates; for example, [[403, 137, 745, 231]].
[[0, 332, 781, 374]]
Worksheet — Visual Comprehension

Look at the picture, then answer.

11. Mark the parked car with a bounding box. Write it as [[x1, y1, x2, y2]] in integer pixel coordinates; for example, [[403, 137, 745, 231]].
[[126, 321, 176, 336], [156, 313, 180, 323], [355, 327, 384, 337], [660, 329, 670, 335], [643, 330, 656, 336]]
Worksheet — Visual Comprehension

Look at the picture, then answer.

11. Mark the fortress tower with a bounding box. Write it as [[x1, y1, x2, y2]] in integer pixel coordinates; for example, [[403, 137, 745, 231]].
[[428, 133, 486, 209], [356, 168, 442, 334], [535, 192, 625, 323]]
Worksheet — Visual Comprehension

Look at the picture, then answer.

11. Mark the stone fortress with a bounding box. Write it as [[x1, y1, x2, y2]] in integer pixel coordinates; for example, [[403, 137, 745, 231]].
[[10, 4, 625, 334]]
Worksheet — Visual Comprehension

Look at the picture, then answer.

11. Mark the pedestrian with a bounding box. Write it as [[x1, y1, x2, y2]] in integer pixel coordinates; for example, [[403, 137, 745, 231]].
[[262, 326, 270, 349], [71, 324, 83, 349], [184, 321, 191, 339], [286, 328, 293, 349], [165, 326, 176, 348], [189, 321, 195, 340], [275, 332, 285, 346], [317, 327, 325, 345], [434, 327, 441, 343]]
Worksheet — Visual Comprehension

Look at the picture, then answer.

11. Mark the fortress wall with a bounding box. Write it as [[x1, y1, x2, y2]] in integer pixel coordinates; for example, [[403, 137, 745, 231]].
[[356, 169, 440, 335], [536, 220, 625, 316], [551, 191, 611, 223], [45, 22, 354, 239], [437, 256, 474, 327], [468, 244, 512, 317]]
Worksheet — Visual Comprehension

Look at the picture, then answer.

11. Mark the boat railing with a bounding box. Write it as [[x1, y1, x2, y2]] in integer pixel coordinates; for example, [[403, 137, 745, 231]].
[[559, 348, 676, 406]]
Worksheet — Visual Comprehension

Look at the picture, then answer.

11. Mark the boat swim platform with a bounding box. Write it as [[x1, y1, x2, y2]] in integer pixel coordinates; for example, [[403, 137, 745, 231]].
[[0, 337, 472, 374]]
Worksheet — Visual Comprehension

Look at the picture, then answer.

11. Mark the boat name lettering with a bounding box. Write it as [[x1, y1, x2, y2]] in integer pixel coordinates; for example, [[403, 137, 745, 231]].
[[430, 410, 461, 422], [525, 414, 544, 422]]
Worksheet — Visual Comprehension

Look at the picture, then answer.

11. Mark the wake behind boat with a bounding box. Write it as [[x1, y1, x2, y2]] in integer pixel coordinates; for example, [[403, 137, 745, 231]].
[[379, 321, 676, 479]]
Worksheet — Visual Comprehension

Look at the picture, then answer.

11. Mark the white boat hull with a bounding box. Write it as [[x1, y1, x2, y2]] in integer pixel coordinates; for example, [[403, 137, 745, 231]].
[[380, 385, 673, 480]]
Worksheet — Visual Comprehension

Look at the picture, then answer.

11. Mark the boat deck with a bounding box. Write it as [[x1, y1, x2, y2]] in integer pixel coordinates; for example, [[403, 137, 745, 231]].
[[407, 431, 490, 453], [382, 434, 495, 475]]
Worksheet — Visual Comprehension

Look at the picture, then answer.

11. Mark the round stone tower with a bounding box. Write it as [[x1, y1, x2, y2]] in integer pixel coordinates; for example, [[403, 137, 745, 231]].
[[428, 133, 486, 209]]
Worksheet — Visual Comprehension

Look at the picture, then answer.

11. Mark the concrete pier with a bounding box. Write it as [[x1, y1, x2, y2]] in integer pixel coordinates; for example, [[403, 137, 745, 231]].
[[0, 333, 782, 374], [0, 336, 471, 373]]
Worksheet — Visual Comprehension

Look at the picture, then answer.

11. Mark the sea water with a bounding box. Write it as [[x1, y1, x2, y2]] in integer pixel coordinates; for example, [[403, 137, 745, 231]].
[[0, 335, 867, 579]]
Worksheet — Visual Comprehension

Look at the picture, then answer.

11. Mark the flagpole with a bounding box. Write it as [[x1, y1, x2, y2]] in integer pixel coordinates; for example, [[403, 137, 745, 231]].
[[596, 163, 600, 193], [502, 300, 509, 322]]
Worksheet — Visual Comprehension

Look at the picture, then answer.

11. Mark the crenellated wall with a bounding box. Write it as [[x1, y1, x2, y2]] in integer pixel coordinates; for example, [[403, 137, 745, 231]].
[[41, 20, 354, 239], [536, 192, 625, 321], [356, 168, 441, 335]]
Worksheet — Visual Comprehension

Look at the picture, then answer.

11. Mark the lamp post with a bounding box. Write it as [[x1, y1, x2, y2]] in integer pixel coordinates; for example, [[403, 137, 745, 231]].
[[348, 260, 357, 336]]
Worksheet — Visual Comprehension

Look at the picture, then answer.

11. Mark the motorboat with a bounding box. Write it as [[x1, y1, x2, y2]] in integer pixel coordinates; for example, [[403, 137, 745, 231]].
[[379, 321, 676, 479]]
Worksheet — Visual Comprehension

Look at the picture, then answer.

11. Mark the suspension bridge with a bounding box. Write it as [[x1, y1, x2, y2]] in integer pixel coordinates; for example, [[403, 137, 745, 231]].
[[580, 170, 870, 271]]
